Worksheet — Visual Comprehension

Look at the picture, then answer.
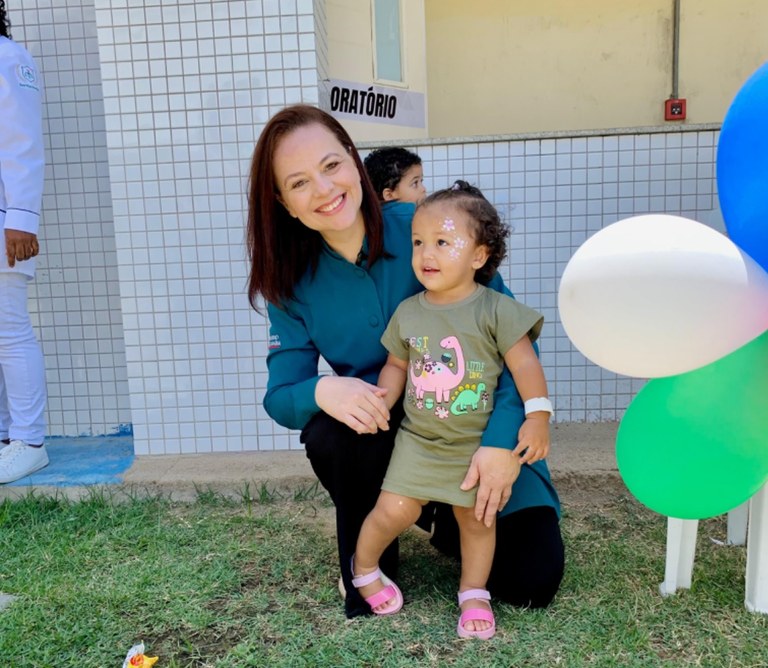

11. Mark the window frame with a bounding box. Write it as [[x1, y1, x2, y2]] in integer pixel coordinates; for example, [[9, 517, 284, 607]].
[[371, 0, 408, 88]]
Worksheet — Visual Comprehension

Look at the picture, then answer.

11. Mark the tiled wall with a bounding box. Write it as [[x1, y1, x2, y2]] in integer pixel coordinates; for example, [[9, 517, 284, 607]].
[[90, 0, 323, 454], [13, 1, 721, 453], [405, 131, 721, 422]]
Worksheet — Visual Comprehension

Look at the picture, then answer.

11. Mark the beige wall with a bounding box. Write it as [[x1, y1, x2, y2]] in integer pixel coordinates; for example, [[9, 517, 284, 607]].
[[326, 0, 429, 141], [680, 0, 768, 123], [424, 0, 768, 137]]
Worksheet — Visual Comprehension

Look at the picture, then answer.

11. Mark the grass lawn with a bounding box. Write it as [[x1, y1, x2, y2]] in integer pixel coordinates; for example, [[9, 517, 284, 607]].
[[0, 485, 766, 667]]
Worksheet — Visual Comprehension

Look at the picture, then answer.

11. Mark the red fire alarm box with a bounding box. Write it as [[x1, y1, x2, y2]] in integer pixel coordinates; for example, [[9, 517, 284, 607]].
[[665, 98, 686, 120]]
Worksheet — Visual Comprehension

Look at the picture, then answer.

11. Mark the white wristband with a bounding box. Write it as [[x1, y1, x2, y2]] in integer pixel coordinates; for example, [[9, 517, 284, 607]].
[[524, 397, 553, 416]]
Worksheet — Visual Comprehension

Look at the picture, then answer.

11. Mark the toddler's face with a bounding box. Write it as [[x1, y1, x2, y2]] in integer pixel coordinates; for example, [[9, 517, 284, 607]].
[[388, 164, 426, 205], [410, 201, 488, 304]]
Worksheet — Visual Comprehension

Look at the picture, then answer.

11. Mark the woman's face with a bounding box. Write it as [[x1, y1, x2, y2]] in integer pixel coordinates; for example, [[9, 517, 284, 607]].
[[273, 123, 365, 242]]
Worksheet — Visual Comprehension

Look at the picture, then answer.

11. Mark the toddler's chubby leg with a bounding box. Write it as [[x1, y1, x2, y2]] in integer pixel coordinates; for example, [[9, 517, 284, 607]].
[[354, 491, 424, 613], [453, 505, 496, 636]]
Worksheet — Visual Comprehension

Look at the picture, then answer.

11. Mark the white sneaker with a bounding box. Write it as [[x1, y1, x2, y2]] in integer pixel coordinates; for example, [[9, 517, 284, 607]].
[[0, 440, 49, 483]]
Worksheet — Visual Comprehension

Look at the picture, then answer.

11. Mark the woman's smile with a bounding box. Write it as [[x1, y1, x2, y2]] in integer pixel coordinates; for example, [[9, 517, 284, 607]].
[[316, 193, 346, 214], [273, 123, 365, 249]]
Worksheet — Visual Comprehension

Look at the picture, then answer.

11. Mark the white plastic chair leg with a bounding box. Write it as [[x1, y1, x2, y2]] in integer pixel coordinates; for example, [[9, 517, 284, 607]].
[[745, 482, 768, 614], [659, 517, 699, 596], [726, 500, 749, 545]]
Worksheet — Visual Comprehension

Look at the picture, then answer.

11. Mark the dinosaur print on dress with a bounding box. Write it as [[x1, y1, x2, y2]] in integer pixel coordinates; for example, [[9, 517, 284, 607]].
[[409, 336, 465, 404], [407, 335, 494, 419], [450, 383, 487, 415]]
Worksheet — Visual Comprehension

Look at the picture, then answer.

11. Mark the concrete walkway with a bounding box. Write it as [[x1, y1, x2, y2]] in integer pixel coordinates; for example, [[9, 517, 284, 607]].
[[0, 422, 622, 502]]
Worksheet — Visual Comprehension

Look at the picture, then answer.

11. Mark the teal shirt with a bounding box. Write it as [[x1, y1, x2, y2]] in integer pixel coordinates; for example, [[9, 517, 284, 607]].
[[264, 201, 560, 517]]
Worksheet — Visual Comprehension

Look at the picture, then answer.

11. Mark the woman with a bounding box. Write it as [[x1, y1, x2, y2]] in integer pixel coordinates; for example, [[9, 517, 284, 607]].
[[246, 104, 564, 619]]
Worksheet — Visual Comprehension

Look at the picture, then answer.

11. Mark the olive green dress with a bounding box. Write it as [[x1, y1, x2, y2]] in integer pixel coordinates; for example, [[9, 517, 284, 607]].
[[380, 285, 543, 507]]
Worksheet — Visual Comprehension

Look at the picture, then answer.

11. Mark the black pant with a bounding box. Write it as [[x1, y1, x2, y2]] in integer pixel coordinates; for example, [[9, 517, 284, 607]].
[[302, 405, 404, 618], [429, 502, 564, 608], [302, 409, 565, 617]]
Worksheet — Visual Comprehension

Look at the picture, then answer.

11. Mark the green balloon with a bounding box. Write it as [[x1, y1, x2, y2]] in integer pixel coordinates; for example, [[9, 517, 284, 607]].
[[617, 329, 768, 519]]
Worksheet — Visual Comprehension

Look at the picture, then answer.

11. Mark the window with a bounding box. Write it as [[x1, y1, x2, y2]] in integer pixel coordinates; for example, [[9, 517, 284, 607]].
[[373, 0, 403, 83]]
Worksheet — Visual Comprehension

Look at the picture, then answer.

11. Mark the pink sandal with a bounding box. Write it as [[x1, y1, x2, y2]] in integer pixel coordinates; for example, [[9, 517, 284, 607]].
[[351, 557, 404, 616], [457, 588, 496, 639]]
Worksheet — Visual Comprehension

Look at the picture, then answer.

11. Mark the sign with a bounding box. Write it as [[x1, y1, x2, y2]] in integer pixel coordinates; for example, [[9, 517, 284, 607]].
[[324, 79, 425, 129]]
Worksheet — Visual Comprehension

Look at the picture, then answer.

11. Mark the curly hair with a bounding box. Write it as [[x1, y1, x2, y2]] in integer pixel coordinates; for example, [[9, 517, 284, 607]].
[[420, 180, 509, 285], [0, 1, 10, 39], [363, 147, 422, 200]]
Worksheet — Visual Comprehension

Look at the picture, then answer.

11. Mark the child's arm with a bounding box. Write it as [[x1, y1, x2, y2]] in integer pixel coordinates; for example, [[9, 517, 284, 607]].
[[503, 336, 551, 465], [378, 353, 408, 410]]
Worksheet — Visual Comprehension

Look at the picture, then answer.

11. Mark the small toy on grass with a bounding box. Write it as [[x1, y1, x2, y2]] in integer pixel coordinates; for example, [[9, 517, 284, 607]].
[[122, 643, 158, 667]]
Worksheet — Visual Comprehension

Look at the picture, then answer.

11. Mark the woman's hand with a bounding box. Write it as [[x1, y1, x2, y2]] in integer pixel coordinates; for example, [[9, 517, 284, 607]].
[[315, 376, 391, 434], [460, 447, 522, 527]]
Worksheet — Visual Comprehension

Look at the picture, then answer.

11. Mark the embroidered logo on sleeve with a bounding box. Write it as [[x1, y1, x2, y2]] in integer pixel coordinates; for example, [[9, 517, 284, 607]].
[[268, 334, 281, 350], [16, 64, 40, 91]]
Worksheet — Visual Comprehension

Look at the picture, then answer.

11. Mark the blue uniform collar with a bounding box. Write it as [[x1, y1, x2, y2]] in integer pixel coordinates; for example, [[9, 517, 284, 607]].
[[321, 235, 369, 268]]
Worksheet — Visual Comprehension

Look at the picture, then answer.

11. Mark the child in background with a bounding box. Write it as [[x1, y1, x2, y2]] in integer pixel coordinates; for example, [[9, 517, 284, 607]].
[[364, 146, 427, 205], [351, 181, 553, 639]]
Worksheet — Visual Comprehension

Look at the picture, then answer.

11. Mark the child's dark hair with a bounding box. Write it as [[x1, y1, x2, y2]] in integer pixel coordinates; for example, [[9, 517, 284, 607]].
[[421, 180, 509, 285], [1, 1, 11, 39], [364, 147, 422, 199]]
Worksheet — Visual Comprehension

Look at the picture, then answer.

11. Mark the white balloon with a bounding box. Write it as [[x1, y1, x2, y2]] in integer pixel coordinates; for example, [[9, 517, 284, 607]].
[[558, 214, 768, 377]]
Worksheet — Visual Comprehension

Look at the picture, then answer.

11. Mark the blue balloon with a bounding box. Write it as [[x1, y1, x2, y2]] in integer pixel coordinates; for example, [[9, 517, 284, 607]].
[[717, 61, 768, 272]]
